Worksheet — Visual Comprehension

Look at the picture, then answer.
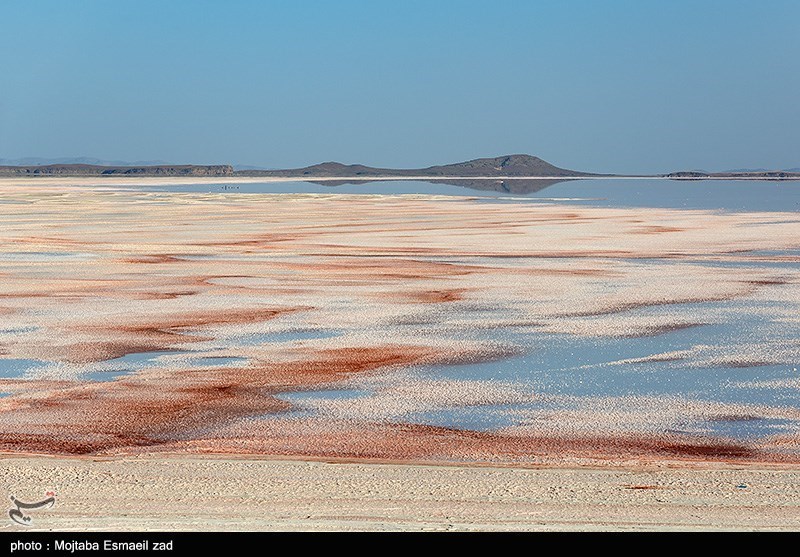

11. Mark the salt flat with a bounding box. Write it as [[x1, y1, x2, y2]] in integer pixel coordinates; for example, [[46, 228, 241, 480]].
[[0, 180, 799, 529]]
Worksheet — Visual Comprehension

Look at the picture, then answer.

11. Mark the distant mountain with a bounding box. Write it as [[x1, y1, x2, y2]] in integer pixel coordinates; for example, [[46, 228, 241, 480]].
[[235, 154, 600, 178], [3, 155, 795, 181], [0, 164, 233, 177], [0, 155, 591, 180], [422, 154, 593, 177]]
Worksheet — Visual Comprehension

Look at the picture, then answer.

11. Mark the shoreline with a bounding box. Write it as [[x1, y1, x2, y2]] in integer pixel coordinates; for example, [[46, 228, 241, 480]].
[[0, 175, 799, 188], [3, 449, 800, 472]]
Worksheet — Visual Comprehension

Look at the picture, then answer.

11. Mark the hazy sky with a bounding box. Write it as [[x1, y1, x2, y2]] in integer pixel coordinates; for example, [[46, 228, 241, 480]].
[[2, 1, 799, 173]]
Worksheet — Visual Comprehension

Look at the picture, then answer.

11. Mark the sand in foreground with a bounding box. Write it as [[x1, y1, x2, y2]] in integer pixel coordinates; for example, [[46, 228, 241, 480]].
[[2, 456, 799, 531]]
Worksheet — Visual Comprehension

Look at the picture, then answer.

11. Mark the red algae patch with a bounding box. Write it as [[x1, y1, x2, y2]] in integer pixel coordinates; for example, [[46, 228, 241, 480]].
[[0, 344, 445, 456]]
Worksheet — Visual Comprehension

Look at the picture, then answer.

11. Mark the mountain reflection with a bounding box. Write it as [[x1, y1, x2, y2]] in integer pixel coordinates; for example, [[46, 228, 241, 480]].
[[308, 178, 573, 195]]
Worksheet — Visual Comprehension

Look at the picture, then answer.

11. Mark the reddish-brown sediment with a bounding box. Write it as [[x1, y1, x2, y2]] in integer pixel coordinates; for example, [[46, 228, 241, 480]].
[[401, 288, 468, 303], [58, 339, 183, 364], [155, 420, 784, 466], [121, 254, 185, 264], [0, 345, 441, 455], [631, 225, 687, 234], [0, 188, 799, 466]]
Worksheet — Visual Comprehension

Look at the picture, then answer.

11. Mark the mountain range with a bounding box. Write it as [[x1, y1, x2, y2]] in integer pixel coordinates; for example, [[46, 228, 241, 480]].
[[1, 154, 798, 180]]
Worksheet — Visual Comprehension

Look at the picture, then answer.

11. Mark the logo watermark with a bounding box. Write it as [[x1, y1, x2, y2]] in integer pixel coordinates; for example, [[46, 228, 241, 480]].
[[8, 492, 56, 526]]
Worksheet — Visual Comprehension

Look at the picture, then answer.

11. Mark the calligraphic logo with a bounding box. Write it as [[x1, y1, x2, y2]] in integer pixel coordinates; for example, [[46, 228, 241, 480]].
[[8, 492, 56, 526]]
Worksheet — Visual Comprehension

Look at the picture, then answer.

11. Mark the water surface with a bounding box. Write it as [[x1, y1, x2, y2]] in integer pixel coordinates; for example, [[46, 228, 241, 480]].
[[117, 178, 800, 212]]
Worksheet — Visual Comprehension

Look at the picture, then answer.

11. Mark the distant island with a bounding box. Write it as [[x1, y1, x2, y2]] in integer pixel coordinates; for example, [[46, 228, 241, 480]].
[[0, 154, 798, 180]]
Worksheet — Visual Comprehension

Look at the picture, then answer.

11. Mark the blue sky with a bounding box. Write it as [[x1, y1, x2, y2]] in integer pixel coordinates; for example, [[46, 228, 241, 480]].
[[1, 1, 798, 173]]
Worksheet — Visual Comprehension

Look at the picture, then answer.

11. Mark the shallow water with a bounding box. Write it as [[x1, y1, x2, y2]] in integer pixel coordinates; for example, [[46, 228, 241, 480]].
[[286, 283, 800, 441], [0, 358, 44, 379], [233, 329, 343, 345], [118, 178, 800, 212], [0, 251, 96, 262], [278, 388, 370, 403], [83, 350, 185, 381], [6, 330, 346, 383]]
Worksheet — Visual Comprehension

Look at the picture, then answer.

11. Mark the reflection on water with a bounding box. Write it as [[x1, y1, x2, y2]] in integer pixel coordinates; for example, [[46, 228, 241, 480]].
[[308, 177, 567, 195], [117, 178, 800, 212]]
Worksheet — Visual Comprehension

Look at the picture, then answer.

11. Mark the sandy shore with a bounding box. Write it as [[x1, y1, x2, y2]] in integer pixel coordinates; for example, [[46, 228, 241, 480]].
[[2, 455, 799, 531]]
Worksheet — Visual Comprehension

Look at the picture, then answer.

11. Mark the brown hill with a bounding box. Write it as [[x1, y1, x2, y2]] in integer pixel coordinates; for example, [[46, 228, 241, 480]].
[[235, 154, 597, 178]]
